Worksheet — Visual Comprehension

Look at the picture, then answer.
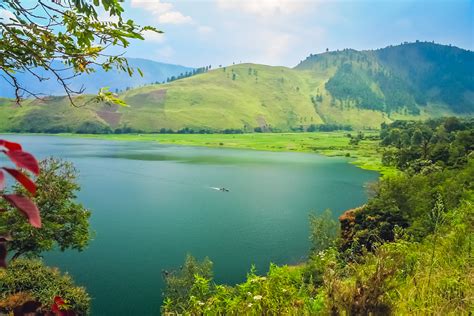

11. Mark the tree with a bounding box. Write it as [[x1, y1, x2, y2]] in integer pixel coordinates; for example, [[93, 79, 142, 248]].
[[411, 128, 423, 146], [0, 0, 160, 105], [0, 158, 91, 259], [0, 258, 90, 314], [309, 210, 338, 254], [443, 117, 462, 133], [162, 254, 213, 313]]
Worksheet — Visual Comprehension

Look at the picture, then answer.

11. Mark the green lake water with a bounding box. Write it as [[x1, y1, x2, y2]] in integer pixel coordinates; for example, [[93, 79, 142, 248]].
[[2, 135, 378, 315]]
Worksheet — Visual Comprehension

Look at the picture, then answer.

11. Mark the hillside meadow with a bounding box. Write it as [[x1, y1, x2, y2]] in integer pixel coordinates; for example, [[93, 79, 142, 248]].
[[0, 43, 470, 134]]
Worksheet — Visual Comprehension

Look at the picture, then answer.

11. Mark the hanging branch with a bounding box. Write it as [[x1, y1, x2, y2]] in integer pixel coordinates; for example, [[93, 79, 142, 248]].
[[0, 0, 162, 106]]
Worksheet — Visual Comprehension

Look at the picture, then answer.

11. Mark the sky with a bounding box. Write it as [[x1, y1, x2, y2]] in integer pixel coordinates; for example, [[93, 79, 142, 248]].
[[113, 0, 473, 68], [2, 0, 473, 68]]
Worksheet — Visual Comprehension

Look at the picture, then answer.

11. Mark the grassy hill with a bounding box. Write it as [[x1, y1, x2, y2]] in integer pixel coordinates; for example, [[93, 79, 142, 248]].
[[120, 64, 325, 131], [0, 42, 472, 133]]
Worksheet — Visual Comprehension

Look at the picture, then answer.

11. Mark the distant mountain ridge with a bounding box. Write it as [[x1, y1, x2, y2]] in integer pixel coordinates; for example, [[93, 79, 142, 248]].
[[296, 42, 473, 114], [0, 58, 194, 98], [0, 42, 472, 133]]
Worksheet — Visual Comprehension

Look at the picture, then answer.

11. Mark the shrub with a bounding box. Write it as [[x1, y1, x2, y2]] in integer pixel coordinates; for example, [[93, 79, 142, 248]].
[[0, 259, 90, 314]]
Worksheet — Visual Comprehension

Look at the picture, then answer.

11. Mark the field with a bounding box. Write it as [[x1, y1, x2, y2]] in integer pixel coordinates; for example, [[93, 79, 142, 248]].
[[55, 131, 394, 174]]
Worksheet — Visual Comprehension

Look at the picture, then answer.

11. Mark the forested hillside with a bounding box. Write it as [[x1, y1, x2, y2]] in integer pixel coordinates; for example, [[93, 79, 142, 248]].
[[0, 42, 472, 133], [297, 42, 473, 114]]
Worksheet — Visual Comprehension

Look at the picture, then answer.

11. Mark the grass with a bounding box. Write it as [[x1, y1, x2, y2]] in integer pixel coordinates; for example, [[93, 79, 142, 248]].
[[119, 63, 412, 131], [119, 64, 324, 131], [53, 131, 394, 174]]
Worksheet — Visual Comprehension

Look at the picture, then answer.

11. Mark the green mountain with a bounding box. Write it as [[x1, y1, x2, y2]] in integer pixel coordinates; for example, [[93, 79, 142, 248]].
[[0, 42, 472, 133], [297, 42, 473, 114]]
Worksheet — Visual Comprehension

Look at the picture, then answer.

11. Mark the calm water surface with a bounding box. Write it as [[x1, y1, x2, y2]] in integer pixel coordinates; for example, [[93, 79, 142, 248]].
[[2, 135, 378, 315]]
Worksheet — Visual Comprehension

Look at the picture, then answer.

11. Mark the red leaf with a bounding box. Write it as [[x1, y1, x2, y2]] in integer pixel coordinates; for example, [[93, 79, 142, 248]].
[[54, 296, 65, 306], [0, 140, 22, 151], [4, 150, 40, 175], [51, 303, 60, 313], [0, 243, 6, 268], [0, 171, 4, 191], [2, 167, 36, 195], [2, 194, 41, 228]]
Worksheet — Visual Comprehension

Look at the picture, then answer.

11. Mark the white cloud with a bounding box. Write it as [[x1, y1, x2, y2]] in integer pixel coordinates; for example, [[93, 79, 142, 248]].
[[130, 0, 173, 15], [158, 11, 193, 24], [130, 0, 192, 25], [0, 9, 15, 21], [216, 0, 309, 17]]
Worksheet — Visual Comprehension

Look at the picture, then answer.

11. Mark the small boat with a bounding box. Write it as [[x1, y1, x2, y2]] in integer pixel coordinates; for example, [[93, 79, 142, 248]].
[[210, 186, 230, 192]]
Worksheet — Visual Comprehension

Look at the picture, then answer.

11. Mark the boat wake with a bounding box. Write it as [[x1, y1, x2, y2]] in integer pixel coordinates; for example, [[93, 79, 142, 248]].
[[209, 187, 230, 192]]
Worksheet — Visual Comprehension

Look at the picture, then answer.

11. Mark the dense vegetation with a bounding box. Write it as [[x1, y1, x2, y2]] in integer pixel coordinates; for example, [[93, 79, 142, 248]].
[[161, 117, 473, 315], [0, 42, 471, 133], [0, 259, 90, 314], [380, 117, 473, 170], [299, 42, 473, 114], [325, 63, 385, 111], [376, 42, 473, 113]]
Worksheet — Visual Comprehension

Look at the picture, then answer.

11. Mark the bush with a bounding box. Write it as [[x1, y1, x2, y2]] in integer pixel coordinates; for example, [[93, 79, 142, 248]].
[[324, 246, 400, 315], [162, 254, 213, 313], [309, 210, 339, 254], [0, 259, 90, 314], [162, 257, 325, 315]]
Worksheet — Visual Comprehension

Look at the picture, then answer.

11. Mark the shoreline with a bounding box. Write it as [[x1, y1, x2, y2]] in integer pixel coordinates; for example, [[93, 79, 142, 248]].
[[1, 132, 393, 175]]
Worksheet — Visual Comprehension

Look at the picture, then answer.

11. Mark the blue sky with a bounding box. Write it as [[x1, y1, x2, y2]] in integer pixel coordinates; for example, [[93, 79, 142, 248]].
[[3, 0, 473, 68], [116, 0, 473, 68]]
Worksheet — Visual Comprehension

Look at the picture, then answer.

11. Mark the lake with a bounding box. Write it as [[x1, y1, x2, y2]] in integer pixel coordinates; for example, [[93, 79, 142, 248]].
[[2, 135, 378, 315]]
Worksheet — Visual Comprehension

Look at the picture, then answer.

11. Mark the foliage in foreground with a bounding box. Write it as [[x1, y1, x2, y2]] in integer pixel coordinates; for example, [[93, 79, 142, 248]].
[[0, 259, 90, 314], [162, 117, 473, 315], [162, 257, 325, 315], [0, 156, 92, 314], [1, 0, 159, 105], [162, 201, 472, 315], [1, 158, 91, 259], [0, 139, 41, 268]]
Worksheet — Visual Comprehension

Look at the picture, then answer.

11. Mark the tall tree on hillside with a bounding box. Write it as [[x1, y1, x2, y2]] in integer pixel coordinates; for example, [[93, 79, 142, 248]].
[[0, 0, 160, 105]]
